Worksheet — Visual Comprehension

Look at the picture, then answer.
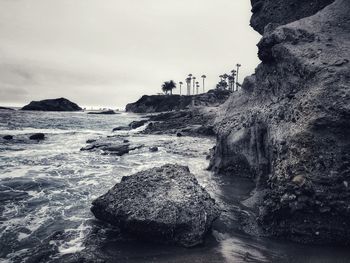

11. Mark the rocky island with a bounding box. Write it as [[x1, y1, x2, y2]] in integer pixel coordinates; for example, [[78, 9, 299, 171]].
[[21, 98, 82, 111]]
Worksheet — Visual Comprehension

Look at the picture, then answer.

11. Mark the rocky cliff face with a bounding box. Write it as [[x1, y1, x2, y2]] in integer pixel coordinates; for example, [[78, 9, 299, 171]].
[[211, 0, 350, 244]]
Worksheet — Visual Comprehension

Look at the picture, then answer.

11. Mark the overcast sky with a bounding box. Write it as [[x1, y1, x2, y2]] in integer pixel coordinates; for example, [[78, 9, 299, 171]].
[[0, 0, 260, 109]]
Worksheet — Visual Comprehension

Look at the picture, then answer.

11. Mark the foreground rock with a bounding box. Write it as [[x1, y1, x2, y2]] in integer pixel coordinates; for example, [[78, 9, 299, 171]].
[[125, 89, 230, 113], [211, 0, 350, 244], [3, 135, 13, 140], [91, 164, 220, 247], [21, 98, 82, 111]]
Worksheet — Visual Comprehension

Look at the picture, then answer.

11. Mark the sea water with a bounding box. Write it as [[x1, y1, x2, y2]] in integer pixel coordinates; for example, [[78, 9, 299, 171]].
[[0, 110, 349, 263]]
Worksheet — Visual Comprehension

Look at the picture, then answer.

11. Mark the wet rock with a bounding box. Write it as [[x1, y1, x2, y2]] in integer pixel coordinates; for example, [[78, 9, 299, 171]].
[[3, 135, 13, 140], [22, 98, 82, 112], [149, 146, 158, 152], [128, 120, 148, 129], [80, 137, 143, 156], [112, 126, 130, 132], [29, 133, 45, 140], [176, 132, 183, 137], [86, 139, 96, 144], [91, 164, 220, 247]]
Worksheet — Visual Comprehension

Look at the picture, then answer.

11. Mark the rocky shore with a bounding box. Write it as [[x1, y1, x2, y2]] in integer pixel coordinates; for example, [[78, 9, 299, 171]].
[[210, 0, 350, 244], [87, 0, 350, 249]]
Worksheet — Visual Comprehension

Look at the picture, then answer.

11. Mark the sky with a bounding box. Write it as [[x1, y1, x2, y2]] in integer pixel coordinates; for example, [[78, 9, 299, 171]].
[[0, 0, 261, 109]]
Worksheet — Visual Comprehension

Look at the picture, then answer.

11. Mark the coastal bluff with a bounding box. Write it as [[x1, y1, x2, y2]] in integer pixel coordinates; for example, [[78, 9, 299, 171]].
[[125, 89, 230, 113], [211, 0, 350, 244], [22, 98, 82, 112]]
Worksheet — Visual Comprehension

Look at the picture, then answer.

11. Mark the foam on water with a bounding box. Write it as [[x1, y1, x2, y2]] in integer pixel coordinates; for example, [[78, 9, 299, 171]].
[[2, 110, 350, 263]]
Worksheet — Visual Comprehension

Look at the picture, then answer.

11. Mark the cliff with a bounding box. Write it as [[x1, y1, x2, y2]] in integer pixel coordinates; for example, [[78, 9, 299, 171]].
[[211, 0, 350, 244], [21, 98, 82, 112], [125, 89, 230, 113]]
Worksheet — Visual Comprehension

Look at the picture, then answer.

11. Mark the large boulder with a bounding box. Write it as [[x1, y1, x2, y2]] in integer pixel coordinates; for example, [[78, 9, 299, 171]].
[[21, 98, 82, 112], [91, 164, 220, 247], [211, 0, 350, 244]]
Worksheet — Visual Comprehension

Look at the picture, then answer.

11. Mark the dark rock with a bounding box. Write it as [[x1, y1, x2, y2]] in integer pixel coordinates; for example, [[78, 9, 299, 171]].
[[29, 133, 45, 140], [112, 126, 130, 132], [91, 164, 220, 247], [87, 110, 117, 115], [80, 137, 143, 156], [149, 146, 158, 152], [128, 120, 148, 129], [123, 139, 130, 143], [86, 139, 96, 144], [176, 132, 183, 137], [3, 135, 13, 140], [0, 106, 14, 111], [21, 98, 82, 111]]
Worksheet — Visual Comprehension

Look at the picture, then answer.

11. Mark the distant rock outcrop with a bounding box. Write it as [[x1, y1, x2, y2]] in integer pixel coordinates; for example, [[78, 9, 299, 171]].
[[125, 89, 230, 113], [21, 98, 82, 112], [211, 0, 350, 244], [91, 164, 220, 247], [87, 110, 118, 115], [0, 106, 14, 111]]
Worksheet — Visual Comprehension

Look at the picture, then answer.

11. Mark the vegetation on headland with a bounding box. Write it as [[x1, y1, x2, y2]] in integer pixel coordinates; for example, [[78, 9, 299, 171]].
[[160, 64, 242, 96]]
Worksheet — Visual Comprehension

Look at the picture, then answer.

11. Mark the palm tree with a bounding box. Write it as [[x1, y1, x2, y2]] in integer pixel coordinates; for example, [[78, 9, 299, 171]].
[[192, 76, 196, 95], [186, 77, 192, 95], [161, 80, 176, 95], [201, 75, 206, 93], [187, 74, 193, 95], [236, 64, 241, 90], [195, 81, 199, 94], [228, 76, 234, 92], [231, 70, 236, 91], [196, 83, 200, 95], [179, 81, 183, 95]]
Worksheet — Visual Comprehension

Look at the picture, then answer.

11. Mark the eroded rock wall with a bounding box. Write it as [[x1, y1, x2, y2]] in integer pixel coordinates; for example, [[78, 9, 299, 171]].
[[211, 0, 350, 243]]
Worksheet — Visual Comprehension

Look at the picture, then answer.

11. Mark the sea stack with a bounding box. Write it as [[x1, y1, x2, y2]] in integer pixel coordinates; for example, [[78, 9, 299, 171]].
[[21, 98, 82, 112]]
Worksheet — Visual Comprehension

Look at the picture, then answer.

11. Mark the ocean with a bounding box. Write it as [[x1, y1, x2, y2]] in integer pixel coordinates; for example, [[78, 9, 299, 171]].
[[0, 110, 350, 263]]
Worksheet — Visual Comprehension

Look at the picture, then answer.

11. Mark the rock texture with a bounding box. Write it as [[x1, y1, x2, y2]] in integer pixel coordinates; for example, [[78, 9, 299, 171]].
[[125, 89, 230, 113], [211, 0, 350, 244], [142, 108, 217, 137], [91, 164, 220, 247], [80, 136, 143, 156], [250, 0, 335, 34], [22, 98, 82, 112]]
